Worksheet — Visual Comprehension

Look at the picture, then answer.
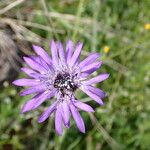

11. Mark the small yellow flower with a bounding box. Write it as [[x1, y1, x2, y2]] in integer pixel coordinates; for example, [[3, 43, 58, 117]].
[[103, 46, 110, 54], [144, 23, 150, 30]]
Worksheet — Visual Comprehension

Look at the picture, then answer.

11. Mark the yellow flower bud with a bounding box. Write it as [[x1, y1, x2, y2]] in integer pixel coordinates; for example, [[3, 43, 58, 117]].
[[144, 23, 150, 30], [103, 46, 110, 54]]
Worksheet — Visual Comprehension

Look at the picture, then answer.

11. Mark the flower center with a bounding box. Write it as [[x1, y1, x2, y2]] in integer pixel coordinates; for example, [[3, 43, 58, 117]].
[[54, 73, 77, 92]]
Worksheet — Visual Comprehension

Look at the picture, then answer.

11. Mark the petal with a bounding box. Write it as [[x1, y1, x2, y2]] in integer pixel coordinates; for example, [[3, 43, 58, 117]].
[[38, 101, 57, 123], [85, 85, 106, 98], [79, 53, 100, 69], [70, 42, 83, 67], [55, 107, 63, 135], [32, 45, 52, 65], [21, 93, 41, 113], [20, 84, 47, 96], [80, 65, 99, 77], [73, 100, 94, 112], [13, 78, 40, 86], [81, 73, 110, 85], [21, 68, 40, 78], [21, 92, 51, 113], [66, 40, 73, 63], [30, 56, 50, 71], [70, 103, 85, 133], [27, 72, 46, 79], [57, 42, 66, 64], [61, 101, 70, 127], [81, 61, 102, 73], [23, 57, 47, 73], [32, 89, 56, 110], [50, 40, 59, 66], [80, 86, 104, 105]]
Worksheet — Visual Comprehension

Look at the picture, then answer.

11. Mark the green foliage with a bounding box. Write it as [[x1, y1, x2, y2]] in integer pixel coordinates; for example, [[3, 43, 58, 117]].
[[0, 0, 150, 149]]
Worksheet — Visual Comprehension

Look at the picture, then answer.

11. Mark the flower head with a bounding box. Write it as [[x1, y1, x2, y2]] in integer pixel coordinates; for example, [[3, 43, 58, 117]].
[[13, 40, 109, 135]]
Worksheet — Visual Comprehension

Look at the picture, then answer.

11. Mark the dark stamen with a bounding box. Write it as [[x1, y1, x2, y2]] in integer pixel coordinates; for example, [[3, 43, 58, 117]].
[[54, 73, 77, 92]]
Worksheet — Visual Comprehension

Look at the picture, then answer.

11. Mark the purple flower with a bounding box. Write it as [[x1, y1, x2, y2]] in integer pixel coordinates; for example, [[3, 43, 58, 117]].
[[13, 40, 109, 135]]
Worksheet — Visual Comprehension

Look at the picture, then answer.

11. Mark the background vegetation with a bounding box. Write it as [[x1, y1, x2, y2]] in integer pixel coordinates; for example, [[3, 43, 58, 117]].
[[0, 0, 149, 150]]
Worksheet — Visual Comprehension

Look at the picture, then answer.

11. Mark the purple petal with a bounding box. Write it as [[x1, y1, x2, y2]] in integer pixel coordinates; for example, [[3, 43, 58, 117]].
[[70, 103, 85, 133], [23, 57, 47, 73], [55, 107, 63, 135], [22, 92, 49, 113], [66, 40, 73, 63], [73, 100, 94, 112], [13, 78, 40, 86], [64, 121, 70, 128], [79, 53, 100, 69], [80, 86, 104, 105], [21, 93, 41, 113], [81, 73, 110, 85], [30, 56, 51, 71], [61, 101, 70, 127], [20, 84, 47, 96], [81, 61, 102, 73], [57, 42, 66, 64], [29, 72, 46, 79], [80, 66, 99, 77], [50, 40, 59, 66], [32, 45, 52, 65], [85, 85, 106, 98], [38, 101, 57, 123], [32, 89, 56, 110], [70, 42, 83, 67], [21, 68, 40, 78]]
